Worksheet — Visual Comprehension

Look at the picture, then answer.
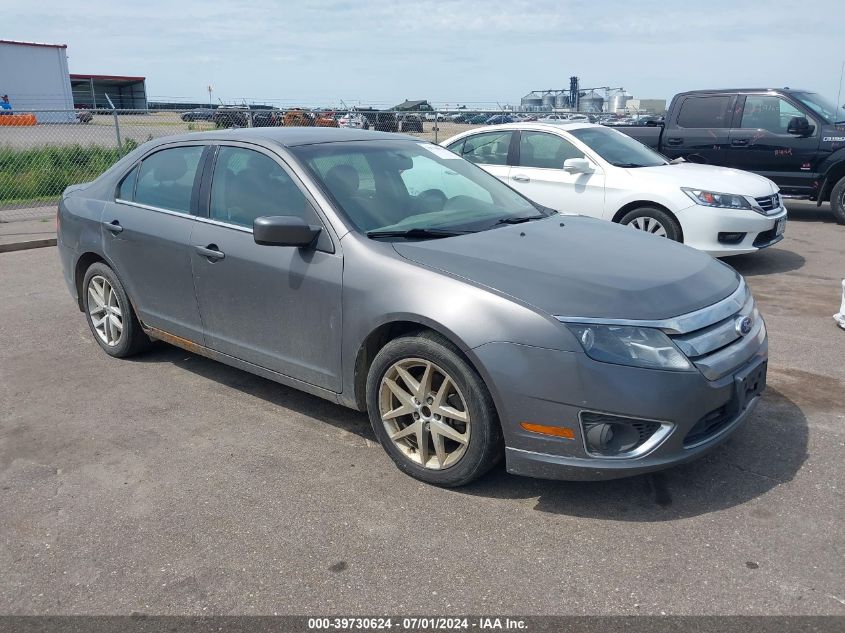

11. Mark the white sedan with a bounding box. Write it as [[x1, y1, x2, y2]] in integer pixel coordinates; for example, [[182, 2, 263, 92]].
[[441, 122, 787, 256]]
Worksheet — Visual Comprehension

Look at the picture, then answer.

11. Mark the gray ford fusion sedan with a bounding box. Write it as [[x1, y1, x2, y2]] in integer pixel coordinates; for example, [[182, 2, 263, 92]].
[[57, 128, 767, 487]]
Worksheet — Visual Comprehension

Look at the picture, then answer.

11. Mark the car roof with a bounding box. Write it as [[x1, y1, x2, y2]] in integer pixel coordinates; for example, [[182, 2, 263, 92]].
[[143, 127, 418, 149], [472, 121, 598, 133], [678, 88, 810, 95]]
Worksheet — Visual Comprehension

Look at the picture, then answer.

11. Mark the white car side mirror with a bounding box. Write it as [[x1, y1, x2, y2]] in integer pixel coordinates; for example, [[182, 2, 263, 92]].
[[563, 158, 593, 174]]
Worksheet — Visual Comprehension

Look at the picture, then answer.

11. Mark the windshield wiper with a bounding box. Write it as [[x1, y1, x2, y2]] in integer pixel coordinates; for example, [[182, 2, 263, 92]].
[[611, 162, 648, 168], [366, 227, 472, 239], [493, 214, 546, 226]]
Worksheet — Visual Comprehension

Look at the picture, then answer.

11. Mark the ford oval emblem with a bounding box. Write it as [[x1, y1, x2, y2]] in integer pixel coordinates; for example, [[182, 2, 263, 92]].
[[735, 316, 753, 336]]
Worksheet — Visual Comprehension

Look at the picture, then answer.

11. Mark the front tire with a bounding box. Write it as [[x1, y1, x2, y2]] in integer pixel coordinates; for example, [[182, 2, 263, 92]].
[[366, 332, 503, 487], [82, 263, 151, 358], [619, 206, 682, 242], [830, 176, 845, 225]]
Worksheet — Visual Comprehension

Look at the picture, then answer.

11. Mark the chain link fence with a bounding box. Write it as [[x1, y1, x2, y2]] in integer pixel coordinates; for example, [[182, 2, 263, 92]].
[[0, 107, 522, 222]]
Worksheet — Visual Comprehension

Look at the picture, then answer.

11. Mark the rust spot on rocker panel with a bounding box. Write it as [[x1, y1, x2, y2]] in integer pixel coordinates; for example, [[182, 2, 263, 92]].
[[144, 326, 211, 358]]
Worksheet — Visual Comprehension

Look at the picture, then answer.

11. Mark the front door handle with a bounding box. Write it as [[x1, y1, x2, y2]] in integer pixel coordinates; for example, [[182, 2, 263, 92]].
[[195, 244, 225, 261], [665, 137, 683, 146], [511, 174, 530, 183], [731, 138, 749, 147], [102, 219, 123, 233]]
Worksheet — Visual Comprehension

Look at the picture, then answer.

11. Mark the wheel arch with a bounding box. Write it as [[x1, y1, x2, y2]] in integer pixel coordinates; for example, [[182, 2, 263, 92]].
[[73, 251, 108, 311], [819, 160, 845, 202], [611, 200, 684, 242], [351, 317, 478, 412]]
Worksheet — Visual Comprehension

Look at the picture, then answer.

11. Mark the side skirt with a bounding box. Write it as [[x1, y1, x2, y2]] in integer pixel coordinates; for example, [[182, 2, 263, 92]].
[[143, 325, 343, 406]]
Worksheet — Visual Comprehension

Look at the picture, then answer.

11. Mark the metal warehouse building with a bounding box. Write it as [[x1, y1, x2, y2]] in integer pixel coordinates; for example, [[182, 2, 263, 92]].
[[0, 39, 75, 122], [70, 74, 147, 110]]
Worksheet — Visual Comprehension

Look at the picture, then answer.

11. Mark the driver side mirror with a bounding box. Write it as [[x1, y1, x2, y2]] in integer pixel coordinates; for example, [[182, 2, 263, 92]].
[[563, 158, 593, 174], [787, 116, 814, 136], [253, 215, 321, 248]]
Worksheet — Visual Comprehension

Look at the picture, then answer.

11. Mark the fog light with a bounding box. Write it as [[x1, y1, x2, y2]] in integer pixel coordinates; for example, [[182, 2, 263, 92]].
[[580, 412, 672, 458], [718, 232, 746, 244], [584, 421, 640, 455]]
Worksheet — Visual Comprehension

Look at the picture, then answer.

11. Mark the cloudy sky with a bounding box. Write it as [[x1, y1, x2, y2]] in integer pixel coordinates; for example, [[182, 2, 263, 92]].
[[5, 0, 844, 107]]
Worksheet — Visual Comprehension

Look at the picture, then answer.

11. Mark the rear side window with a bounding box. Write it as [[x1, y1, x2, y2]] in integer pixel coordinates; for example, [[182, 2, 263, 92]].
[[676, 96, 733, 128], [519, 132, 583, 169], [210, 146, 309, 228], [116, 164, 139, 201], [456, 131, 513, 165], [445, 139, 464, 154], [134, 146, 204, 213]]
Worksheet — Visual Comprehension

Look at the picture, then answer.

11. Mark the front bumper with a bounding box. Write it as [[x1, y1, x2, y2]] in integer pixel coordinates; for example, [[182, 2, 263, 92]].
[[471, 333, 767, 481], [676, 204, 787, 257]]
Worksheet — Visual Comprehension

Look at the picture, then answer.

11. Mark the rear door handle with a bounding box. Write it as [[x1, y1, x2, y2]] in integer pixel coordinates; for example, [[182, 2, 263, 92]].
[[195, 244, 225, 261], [731, 138, 749, 147], [665, 137, 683, 146], [511, 174, 530, 183], [102, 219, 123, 233]]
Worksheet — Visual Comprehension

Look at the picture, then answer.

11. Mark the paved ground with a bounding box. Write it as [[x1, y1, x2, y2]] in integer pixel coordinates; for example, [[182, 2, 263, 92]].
[[0, 205, 843, 615]]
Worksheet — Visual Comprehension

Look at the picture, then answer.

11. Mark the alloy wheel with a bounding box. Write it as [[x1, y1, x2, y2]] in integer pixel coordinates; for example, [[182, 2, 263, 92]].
[[87, 275, 123, 346], [378, 358, 470, 470], [629, 216, 668, 237]]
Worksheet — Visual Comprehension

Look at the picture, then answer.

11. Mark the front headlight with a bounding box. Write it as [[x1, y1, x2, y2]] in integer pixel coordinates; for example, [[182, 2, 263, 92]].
[[682, 187, 753, 210], [564, 324, 693, 371]]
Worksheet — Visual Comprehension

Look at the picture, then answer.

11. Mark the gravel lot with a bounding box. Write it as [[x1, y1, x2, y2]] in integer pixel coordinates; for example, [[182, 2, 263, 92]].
[[0, 203, 843, 615]]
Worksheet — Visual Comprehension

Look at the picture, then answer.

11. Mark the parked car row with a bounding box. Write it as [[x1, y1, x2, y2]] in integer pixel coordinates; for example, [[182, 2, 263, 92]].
[[190, 106, 342, 129]]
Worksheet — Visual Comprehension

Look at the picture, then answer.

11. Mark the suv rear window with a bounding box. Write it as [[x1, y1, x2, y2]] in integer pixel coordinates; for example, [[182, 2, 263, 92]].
[[676, 96, 733, 128]]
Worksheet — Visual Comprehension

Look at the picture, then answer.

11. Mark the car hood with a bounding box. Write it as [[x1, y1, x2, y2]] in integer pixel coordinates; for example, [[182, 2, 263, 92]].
[[392, 216, 739, 320], [629, 162, 777, 197]]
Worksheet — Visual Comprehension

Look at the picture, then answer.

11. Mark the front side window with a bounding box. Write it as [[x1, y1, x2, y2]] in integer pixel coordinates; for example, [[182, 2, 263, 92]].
[[134, 146, 204, 213], [453, 131, 513, 166], [740, 96, 806, 134], [676, 96, 733, 128], [210, 146, 309, 228], [519, 131, 583, 169], [292, 140, 540, 235]]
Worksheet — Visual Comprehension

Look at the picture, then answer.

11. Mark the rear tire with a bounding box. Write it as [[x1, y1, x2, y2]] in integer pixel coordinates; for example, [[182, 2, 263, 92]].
[[82, 263, 151, 358], [830, 176, 845, 225], [619, 206, 682, 242], [366, 332, 503, 487]]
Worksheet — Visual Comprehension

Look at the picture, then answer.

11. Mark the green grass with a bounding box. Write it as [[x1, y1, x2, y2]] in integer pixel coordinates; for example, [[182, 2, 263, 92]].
[[0, 141, 137, 205]]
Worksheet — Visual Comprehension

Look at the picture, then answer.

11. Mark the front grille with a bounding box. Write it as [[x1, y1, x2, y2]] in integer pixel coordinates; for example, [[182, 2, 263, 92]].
[[754, 193, 780, 214], [684, 403, 734, 447], [668, 282, 764, 381]]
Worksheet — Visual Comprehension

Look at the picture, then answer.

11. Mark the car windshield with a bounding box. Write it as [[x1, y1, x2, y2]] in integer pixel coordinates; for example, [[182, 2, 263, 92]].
[[291, 139, 544, 236], [569, 126, 667, 167], [791, 92, 845, 124]]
